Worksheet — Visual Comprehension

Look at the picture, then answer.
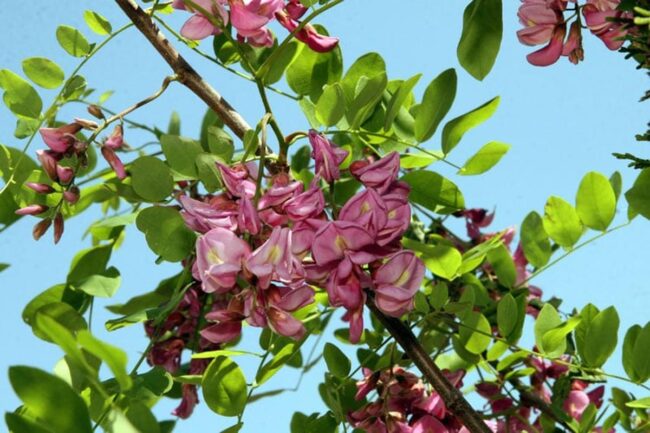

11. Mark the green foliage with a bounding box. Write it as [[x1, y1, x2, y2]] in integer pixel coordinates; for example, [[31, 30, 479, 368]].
[[22, 58, 65, 89], [421, 244, 462, 281], [457, 0, 503, 80], [83, 10, 113, 35], [323, 343, 351, 377], [202, 356, 247, 417], [56, 25, 91, 57], [315, 83, 345, 127], [401, 170, 464, 212], [543, 196, 583, 249], [136, 206, 196, 262], [625, 168, 650, 219], [8, 366, 92, 433], [576, 172, 616, 231], [0, 69, 43, 118], [130, 156, 174, 202], [286, 35, 342, 101], [575, 305, 619, 368], [458, 141, 510, 175], [520, 211, 552, 268], [414, 69, 457, 143], [160, 134, 203, 178], [442, 96, 499, 154]]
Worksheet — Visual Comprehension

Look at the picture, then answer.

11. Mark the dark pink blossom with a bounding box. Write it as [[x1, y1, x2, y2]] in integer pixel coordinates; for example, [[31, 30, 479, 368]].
[[246, 226, 304, 288], [372, 251, 425, 317], [39, 122, 82, 154], [195, 227, 251, 293], [583, 0, 628, 50], [350, 152, 400, 193], [180, 195, 238, 233], [308, 130, 348, 183]]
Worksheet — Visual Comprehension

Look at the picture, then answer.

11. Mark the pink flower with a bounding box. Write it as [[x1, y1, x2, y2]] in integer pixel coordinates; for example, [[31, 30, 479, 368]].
[[180, 195, 238, 233], [583, 0, 628, 50], [372, 251, 425, 317], [378, 194, 411, 246], [350, 152, 400, 193], [39, 123, 82, 154], [246, 227, 304, 288], [237, 190, 261, 235], [104, 124, 124, 150], [291, 218, 328, 257], [563, 390, 590, 420], [309, 130, 348, 183], [326, 257, 366, 310], [411, 416, 448, 433], [276, 11, 340, 52], [173, 384, 199, 419], [311, 221, 376, 266], [283, 180, 326, 221], [339, 188, 389, 237], [148, 338, 184, 372], [15, 204, 48, 216], [217, 162, 257, 198], [517, 0, 568, 66], [202, 297, 246, 344], [263, 284, 314, 339], [195, 227, 251, 293], [173, 0, 228, 40], [230, 0, 284, 47], [36, 150, 60, 181], [562, 20, 584, 64]]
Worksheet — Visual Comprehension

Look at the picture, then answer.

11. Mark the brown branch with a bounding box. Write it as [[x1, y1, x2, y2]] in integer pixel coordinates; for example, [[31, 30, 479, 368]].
[[366, 295, 491, 433], [114, 0, 251, 139]]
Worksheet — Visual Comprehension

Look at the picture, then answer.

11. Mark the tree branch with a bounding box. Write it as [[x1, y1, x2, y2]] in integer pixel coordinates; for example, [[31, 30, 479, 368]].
[[366, 295, 491, 433], [114, 0, 251, 139]]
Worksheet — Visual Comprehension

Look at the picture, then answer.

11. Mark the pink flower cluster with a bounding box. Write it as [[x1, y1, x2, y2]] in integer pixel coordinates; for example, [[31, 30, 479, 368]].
[[181, 131, 425, 344], [475, 356, 608, 432], [145, 284, 222, 419], [517, 0, 630, 66], [349, 367, 495, 433], [172, 0, 339, 52]]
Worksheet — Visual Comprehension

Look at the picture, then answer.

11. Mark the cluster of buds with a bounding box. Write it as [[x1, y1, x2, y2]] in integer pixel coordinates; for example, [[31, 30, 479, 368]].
[[517, 0, 631, 66], [475, 355, 608, 432], [18, 108, 128, 243], [172, 0, 339, 52], [144, 284, 222, 419], [180, 131, 425, 345], [348, 367, 489, 433]]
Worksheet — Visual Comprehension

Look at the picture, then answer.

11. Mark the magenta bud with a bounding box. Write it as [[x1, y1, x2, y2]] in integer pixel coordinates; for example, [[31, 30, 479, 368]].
[[53, 213, 64, 244], [104, 124, 124, 150], [63, 187, 80, 204], [36, 150, 60, 181], [32, 218, 52, 241], [56, 165, 75, 185], [26, 182, 55, 194], [87, 105, 105, 119], [101, 146, 127, 180], [15, 204, 49, 216]]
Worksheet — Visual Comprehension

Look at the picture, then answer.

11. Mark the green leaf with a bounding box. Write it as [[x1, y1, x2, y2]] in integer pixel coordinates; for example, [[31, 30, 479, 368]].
[[610, 171, 622, 201], [414, 69, 457, 142], [399, 151, 443, 169], [130, 156, 174, 202], [323, 343, 351, 377], [576, 172, 616, 231], [77, 330, 132, 390], [623, 325, 641, 382], [401, 170, 464, 212], [0, 69, 43, 118], [579, 306, 619, 368], [5, 413, 52, 433], [167, 111, 181, 135], [67, 244, 112, 283], [543, 196, 583, 249], [33, 302, 87, 342], [422, 244, 462, 280], [207, 126, 234, 162], [458, 141, 510, 175], [632, 322, 650, 382], [262, 41, 299, 85], [625, 169, 650, 220], [534, 304, 564, 356], [160, 134, 203, 178], [316, 83, 345, 127], [341, 52, 386, 103], [196, 153, 223, 192], [256, 342, 298, 386], [486, 244, 516, 288], [459, 312, 492, 354], [9, 366, 92, 433], [430, 282, 449, 310], [626, 397, 650, 409], [457, 0, 503, 81], [541, 316, 581, 358], [384, 74, 421, 131], [346, 73, 387, 129], [22, 57, 65, 89], [202, 356, 247, 417], [56, 25, 91, 57], [84, 10, 113, 35], [136, 206, 196, 262], [0, 263, 8, 273], [441, 96, 499, 155], [22, 284, 87, 327], [286, 36, 342, 101], [497, 293, 518, 338], [71, 266, 121, 298], [520, 211, 552, 268]]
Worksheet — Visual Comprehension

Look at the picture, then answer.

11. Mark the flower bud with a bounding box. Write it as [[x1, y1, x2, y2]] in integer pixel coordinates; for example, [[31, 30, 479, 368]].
[[26, 182, 55, 194], [32, 218, 52, 240], [87, 104, 105, 119], [53, 213, 64, 244], [39, 123, 82, 154], [56, 165, 75, 185], [36, 150, 60, 181], [101, 146, 127, 180], [63, 187, 80, 204], [104, 124, 124, 150], [15, 204, 49, 216], [74, 117, 99, 131]]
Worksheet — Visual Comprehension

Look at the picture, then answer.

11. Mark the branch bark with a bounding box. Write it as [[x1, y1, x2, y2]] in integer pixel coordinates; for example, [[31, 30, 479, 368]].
[[366, 296, 492, 433], [114, 0, 251, 139]]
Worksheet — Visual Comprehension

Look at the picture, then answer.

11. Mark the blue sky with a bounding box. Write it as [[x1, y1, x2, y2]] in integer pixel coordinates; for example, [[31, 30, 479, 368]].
[[1, 1, 649, 432]]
